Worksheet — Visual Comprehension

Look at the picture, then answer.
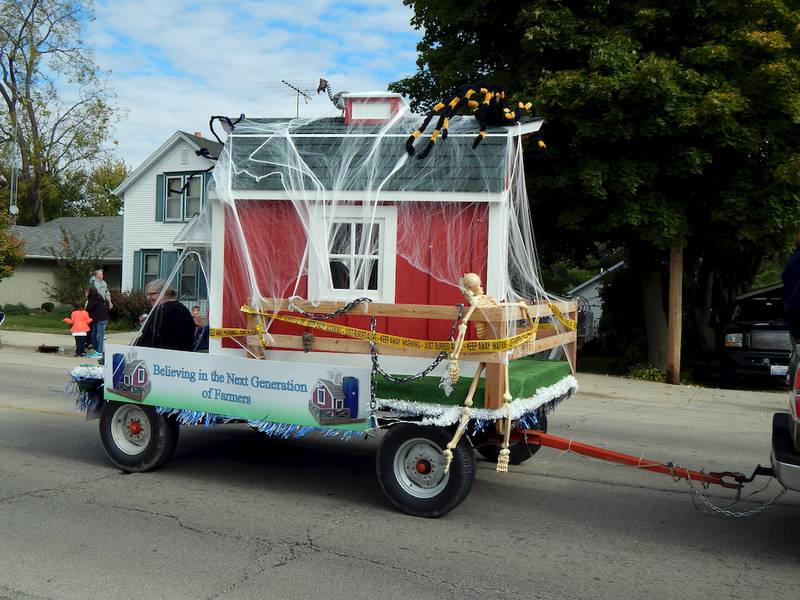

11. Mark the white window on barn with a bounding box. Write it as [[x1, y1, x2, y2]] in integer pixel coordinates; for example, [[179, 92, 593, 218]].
[[315, 388, 325, 406], [142, 251, 161, 288], [308, 205, 397, 303]]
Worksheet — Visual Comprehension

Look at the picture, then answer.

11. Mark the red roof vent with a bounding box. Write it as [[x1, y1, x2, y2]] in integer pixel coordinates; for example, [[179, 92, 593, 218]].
[[342, 92, 403, 125]]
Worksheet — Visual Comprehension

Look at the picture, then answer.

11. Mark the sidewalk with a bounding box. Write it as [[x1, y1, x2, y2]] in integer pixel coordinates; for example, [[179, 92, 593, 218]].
[[0, 328, 138, 353]]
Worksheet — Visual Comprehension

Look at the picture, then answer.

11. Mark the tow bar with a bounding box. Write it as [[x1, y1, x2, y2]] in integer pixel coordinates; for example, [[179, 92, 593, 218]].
[[518, 430, 774, 491]]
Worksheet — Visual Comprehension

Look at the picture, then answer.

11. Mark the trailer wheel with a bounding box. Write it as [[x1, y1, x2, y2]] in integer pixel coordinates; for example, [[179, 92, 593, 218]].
[[99, 401, 179, 473], [376, 424, 475, 518], [473, 414, 548, 465]]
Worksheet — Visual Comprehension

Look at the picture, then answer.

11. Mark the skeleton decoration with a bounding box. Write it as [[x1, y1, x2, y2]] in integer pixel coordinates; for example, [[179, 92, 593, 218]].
[[442, 273, 538, 473], [316, 78, 348, 110]]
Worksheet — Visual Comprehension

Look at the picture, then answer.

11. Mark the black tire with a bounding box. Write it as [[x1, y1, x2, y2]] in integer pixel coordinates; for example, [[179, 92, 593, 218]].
[[473, 414, 548, 465], [99, 401, 179, 473], [376, 424, 475, 518]]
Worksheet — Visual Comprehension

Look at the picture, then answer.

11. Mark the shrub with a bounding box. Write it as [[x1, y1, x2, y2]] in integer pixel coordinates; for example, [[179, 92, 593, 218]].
[[40, 302, 55, 312], [626, 364, 666, 383], [2, 302, 31, 315], [108, 289, 150, 329], [54, 305, 72, 317]]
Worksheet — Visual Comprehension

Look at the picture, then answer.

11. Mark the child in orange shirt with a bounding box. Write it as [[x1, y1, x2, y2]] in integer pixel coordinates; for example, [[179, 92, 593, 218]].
[[64, 300, 92, 357]]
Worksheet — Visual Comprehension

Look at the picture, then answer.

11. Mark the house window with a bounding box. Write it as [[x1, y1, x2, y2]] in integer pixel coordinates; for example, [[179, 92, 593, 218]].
[[316, 388, 325, 406], [179, 253, 199, 300], [142, 251, 161, 288], [164, 174, 203, 222], [185, 177, 202, 218], [308, 205, 397, 303]]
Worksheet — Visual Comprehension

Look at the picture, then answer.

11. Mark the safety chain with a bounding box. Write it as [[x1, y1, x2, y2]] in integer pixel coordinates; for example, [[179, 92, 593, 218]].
[[368, 304, 464, 410], [287, 296, 373, 320], [665, 462, 788, 518], [686, 478, 788, 518]]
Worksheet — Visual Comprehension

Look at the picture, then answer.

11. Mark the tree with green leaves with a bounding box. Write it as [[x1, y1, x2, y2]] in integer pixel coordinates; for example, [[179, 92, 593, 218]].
[[393, 0, 800, 371], [0, 0, 120, 225], [60, 158, 129, 217], [0, 212, 22, 281]]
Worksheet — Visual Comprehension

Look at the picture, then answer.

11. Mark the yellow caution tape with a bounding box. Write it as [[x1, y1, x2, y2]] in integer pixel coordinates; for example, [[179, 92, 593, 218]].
[[217, 306, 545, 353], [546, 302, 578, 330], [210, 327, 253, 338]]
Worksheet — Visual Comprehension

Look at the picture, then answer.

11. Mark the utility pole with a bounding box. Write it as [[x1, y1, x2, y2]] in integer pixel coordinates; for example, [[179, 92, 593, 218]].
[[665, 246, 683, 384], [281, 80, 312, 118]]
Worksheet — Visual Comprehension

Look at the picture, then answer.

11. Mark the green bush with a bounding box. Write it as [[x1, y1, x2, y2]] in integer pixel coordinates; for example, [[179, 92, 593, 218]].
[[626, 365, 666, 382], [40, 302, 55, 312], [108, 289, 149, 329], [54, 305, 72, 317], [2, 302, 31, 315]]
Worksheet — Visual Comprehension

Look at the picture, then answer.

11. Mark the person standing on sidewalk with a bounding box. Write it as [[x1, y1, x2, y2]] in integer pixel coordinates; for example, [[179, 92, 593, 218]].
[[63, 299, 92, 357], [89, 269, 113, 310], [85, 287, 108, 358]]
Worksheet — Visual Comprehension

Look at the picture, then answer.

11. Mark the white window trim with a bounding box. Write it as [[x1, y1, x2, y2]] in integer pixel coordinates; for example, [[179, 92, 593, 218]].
[[307, 205, 397, 303], [164, 174, 204, 223]]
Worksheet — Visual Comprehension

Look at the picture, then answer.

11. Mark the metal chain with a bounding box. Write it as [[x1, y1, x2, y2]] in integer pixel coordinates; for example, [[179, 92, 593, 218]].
[[284, 296, 464, 413], [287, 296, 373, 320], [686, 479, 788, 518], [369, 304, 464, 410]]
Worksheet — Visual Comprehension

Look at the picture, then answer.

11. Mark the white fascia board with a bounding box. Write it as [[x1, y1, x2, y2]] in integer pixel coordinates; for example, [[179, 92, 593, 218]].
[[114, 131, 211, 196], [227, 190, 505, 203], [508, 119, 544, 137]]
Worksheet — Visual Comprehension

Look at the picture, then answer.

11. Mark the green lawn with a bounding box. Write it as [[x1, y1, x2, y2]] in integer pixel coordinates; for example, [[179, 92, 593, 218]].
[[1, 313, 132, 334]]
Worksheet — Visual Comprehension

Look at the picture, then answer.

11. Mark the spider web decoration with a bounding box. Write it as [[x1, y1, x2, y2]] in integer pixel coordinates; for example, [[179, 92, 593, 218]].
[[173, 94, 574, 375]]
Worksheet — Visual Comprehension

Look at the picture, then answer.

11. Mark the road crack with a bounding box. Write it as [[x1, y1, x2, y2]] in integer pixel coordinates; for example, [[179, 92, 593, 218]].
[[0, 473, 118, 505]]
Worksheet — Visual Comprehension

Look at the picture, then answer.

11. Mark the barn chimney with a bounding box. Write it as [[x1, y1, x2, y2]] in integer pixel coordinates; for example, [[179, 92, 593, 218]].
[[342, 92, 403, 126]]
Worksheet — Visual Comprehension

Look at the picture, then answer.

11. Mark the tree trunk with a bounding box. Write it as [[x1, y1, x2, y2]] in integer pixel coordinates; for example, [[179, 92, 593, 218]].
[[25, 175, 44, 225], [693, 266, 717, 353], [642, 264, 668, 369], [665, 246, 683, 384]]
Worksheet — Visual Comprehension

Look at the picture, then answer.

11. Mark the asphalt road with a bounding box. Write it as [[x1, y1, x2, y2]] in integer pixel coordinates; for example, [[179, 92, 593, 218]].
[[0, 349, 799, 600]]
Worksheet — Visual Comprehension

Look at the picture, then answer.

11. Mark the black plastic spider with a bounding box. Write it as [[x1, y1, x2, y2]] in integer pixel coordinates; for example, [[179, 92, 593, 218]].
[[405, 84, 534, 159]]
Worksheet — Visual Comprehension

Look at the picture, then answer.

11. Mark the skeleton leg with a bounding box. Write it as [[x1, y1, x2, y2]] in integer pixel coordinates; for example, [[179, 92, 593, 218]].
[[443, 362, 485, 473]]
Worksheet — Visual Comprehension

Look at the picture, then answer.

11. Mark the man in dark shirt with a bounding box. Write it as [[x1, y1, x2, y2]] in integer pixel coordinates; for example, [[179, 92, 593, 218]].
[[135, 279, 196, 351], [781, 235, 800, 383]]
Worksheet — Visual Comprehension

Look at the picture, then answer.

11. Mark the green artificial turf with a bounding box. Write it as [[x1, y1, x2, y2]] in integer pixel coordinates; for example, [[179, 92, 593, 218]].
[[375, 357, 572, 407]]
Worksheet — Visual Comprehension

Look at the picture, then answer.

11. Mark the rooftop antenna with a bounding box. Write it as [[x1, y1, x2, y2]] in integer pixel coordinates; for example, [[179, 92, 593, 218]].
[[281, 80, 312, 118]]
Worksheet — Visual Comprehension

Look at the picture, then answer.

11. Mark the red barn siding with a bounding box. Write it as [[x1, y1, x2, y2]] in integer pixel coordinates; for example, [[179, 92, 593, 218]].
[[222, 200, 489, 351]]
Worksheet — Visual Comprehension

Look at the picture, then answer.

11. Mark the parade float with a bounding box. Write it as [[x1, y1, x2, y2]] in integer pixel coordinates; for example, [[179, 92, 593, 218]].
[[74, 87, 795, 518], [68, 88, 586, 517]]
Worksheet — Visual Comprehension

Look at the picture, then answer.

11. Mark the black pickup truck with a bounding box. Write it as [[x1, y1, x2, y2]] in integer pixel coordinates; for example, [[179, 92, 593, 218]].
[[720, 284, 792, 387]]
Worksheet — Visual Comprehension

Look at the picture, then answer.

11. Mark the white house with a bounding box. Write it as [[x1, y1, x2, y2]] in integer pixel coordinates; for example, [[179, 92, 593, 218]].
[[0, 216, 122, 308], [566, 260, 624, 345], [113, 131, 221, 306]]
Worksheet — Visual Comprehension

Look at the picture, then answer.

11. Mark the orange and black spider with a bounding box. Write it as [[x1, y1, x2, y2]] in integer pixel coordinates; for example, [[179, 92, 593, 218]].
[[405, 84, 535, 159]]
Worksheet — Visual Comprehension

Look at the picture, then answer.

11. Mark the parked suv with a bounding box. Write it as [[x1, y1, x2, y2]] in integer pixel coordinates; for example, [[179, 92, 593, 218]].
[[720, 284, 792, 386]]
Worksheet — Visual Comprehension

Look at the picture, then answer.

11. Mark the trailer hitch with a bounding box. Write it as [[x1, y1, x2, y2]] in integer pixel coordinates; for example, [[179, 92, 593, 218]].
[[517, 430, 763, 490]]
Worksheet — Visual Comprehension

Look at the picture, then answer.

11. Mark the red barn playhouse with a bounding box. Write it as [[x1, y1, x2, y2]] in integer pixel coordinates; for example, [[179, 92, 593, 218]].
[[203, 91, 578, 411]]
